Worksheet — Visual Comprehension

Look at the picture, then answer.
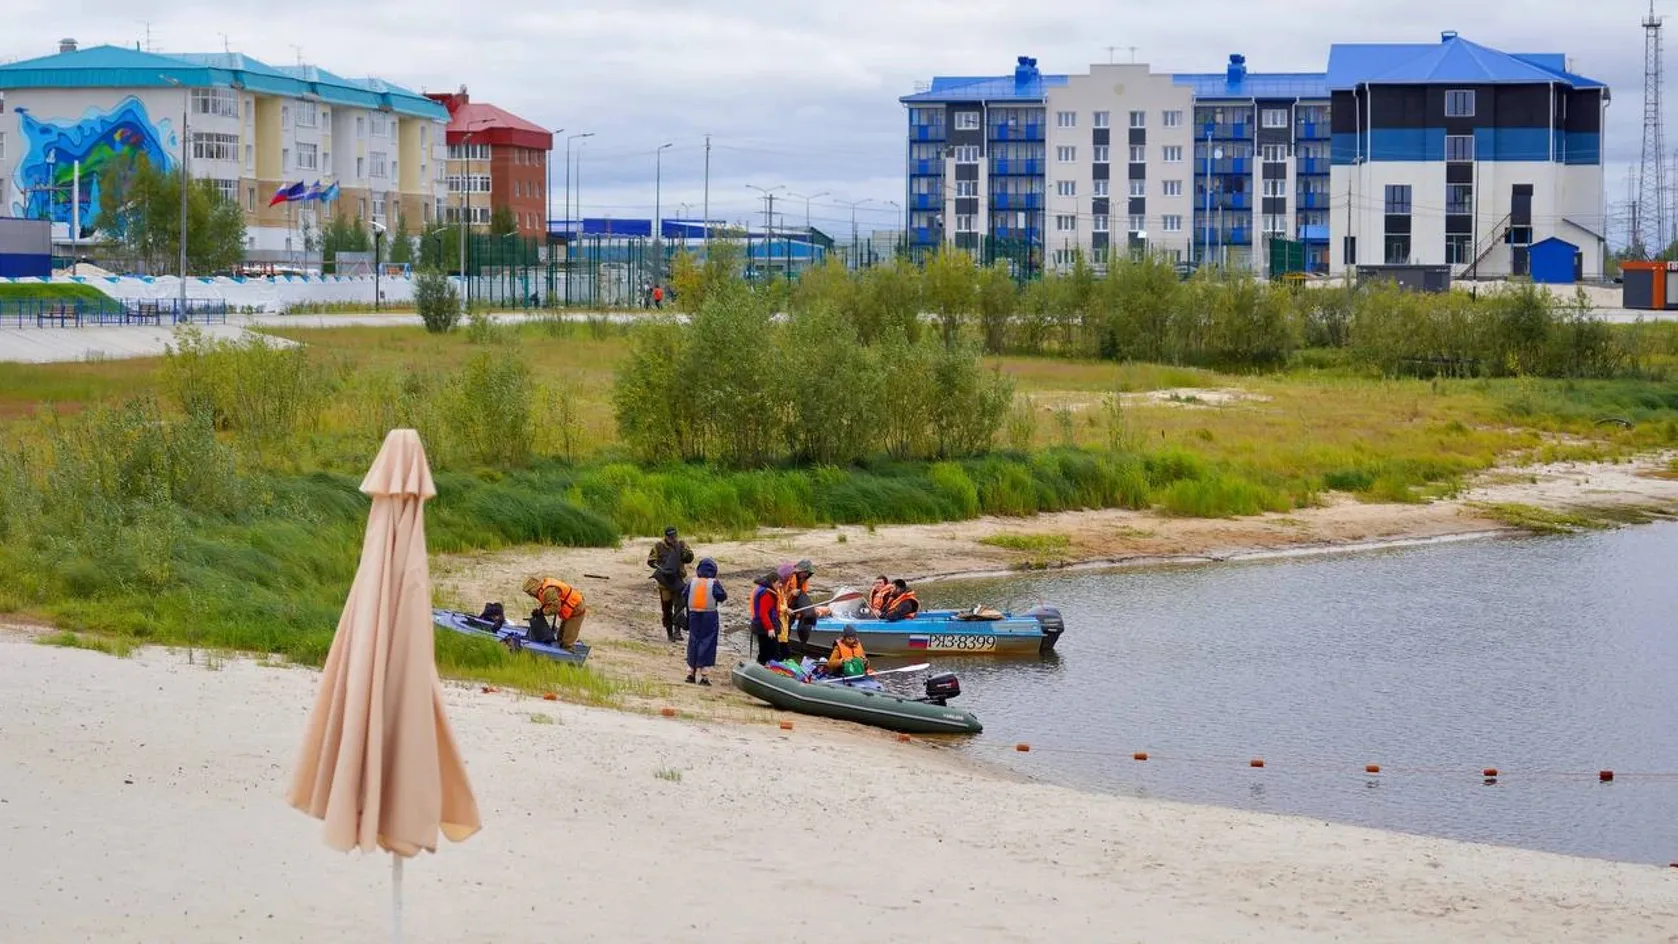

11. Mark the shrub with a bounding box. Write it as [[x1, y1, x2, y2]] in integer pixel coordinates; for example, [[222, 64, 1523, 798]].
[[414, 268, 460, 334]]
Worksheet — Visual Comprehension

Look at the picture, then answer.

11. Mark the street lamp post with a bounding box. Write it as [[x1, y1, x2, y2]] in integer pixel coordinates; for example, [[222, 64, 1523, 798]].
[[563, 132, 593, 305], [547, 128, 563, 262], [161, 75, 189, 320], [885, 199, 903, 260], [836, 198, 872, 269], [653, 142, 672, 284], [746, 184, 784, 281], [370, 220, 386, 311], [787, 190, 829, 277], [456, 122, 494, 309]]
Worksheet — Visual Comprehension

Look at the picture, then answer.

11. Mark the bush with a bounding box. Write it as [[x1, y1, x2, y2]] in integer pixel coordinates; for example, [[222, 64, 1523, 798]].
[[414, 268, 460, 334]]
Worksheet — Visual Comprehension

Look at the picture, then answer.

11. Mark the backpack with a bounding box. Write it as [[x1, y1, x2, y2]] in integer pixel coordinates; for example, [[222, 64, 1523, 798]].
[[527, 607, 558, 644], [477, 602, 506, 631]]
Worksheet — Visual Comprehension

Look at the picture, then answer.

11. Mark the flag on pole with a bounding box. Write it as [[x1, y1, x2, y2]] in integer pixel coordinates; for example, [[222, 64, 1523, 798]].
[[319, 181, 341, 204], [268, 181, 307, 207]]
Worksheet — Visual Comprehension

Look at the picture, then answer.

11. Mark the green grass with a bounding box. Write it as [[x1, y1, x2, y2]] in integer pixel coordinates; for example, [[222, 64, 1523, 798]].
[[654, 767, 683, 782], [1474, 502, 1615, 534], [979, 533, 1073, 568], [38, 630, 138, 658], [0, 282, 119, 305]]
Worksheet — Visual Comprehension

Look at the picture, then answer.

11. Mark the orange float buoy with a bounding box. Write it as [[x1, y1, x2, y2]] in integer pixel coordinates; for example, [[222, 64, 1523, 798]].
[[480, 686, 498, 694], [1599, 770, 1614, 782], [1014, 743, 1031, 752], [1249, 758, 1265, 768], [1365, 764, 1381, 774], [897, 734, 912, 743], [779, 720, 795, 731], [659, 707, 677, 718], [1133, 752, 1149, 762], [1482, 767, 1499, 778], [542, 692, 558, 701]]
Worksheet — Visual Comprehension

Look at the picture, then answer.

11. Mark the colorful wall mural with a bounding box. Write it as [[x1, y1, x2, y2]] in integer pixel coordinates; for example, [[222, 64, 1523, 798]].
[[8, 96, 176, 237]]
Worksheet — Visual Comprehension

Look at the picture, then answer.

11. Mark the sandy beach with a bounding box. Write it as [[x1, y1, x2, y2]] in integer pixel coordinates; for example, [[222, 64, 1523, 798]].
[[3, 635, 1675, 943]]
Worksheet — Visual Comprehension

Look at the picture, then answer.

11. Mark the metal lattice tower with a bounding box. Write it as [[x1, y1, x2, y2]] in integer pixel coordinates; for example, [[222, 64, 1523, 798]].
[[1639, 1, 1666, 254]]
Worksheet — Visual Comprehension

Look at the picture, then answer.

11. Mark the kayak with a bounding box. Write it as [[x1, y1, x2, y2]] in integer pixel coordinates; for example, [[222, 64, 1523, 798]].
[[730, 661, 982, 735], [797, 604, 1065, 658], [432, 609, 592, 665]]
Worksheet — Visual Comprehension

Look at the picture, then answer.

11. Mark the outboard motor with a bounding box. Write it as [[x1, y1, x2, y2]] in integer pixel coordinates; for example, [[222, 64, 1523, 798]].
[[1028, 605, 1065, 653], [922, 672, 962, 706]]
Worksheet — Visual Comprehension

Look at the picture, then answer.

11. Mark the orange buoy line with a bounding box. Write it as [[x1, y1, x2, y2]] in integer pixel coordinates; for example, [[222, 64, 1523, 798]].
[[998, 744, 1678, 782]]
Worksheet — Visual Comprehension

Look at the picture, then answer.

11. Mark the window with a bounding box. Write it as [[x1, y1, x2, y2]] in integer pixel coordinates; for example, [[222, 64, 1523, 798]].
[[1162, 179, 1183, 197], [955, 180, 978, 197], [1384, 184, 1412, 214], [1445, 89, 1476, 118], [1162, 109, 1184, 128], [1128, 179, 1145, 197], [356, 156, 365, 178], [1055, 214, 1077, 232], [1445, 233, 1472, 265], [1093, 180, 1109, 197], [373, 194, 387, 219], [448, 144, 491, 161], [1052, 248, 1076, 267], [1445, 134, 1475, 162], [0, 131, 6, 161], [295, 105, 317, 129], [1056, 145, 1077, 163], [246, 187, 255, 212], [191, 132, 239, 162], [1384, 234, 1412, 264], [1057, 179, 1076, 197], [1162, 214, 1183, 232], [244, 144, 253, 168], [1056, 111, 1076, 128], [369, 151, 389, 178], [323, 150, 330, 169], [1163, 145, 1183, 162], [1128, 215, 1145, 232], [444, 175, 492, 193], [1260, 144, 1287, 163], [281, 105, 290, 128], [1093, 215, 1109, 232], [356, 116, 366, 138], [1262, 178, 1287, 198], [1128, 145, 1145, 163], [1093, 111, 1110, 129], [952, 144, 980, 163], [1263, 213, 1288, 234], [955, 214, 976, 233], [207, 178, 238, 203], [296, 142, 318, 171], [191, 88, 239, 118], [954, 111, 981, 130], [1261, 108, 1289, 129], [1092, 145, 1110, 163], [1446, 184, 1473, 214], [282, 147, 290, 170], [370, 115, 391, 137]]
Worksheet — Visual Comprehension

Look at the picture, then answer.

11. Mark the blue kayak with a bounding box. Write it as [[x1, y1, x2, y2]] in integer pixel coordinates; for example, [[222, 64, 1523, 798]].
[[432, 609, 592, 665], [797, 605, 1065, 658]]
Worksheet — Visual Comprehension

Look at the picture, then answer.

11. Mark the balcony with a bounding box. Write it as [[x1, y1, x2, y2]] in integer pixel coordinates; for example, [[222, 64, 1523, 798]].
[[1200, 122, 1250, 141], [912, 125, 947, 142], [1213, 192, 1250, 211], [1296, 121, 1327, 140], [1297, 157, 1327, 175], [1298, 192, 1327, 209], [912, 159, 941, 175], [911, 226, 943, 245], [991, 159, 1043, 177], [990, 123, 1045, 142], [1200, 157, 1250, 175], [911, 193, 942, 210]]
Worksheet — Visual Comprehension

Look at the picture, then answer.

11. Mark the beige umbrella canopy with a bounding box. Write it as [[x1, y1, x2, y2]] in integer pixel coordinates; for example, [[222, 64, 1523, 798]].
[[288, 429, 479, 925]]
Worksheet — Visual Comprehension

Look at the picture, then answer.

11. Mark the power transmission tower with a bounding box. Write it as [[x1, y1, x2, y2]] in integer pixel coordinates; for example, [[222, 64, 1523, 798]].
[[1639, 1, 1666, 255]]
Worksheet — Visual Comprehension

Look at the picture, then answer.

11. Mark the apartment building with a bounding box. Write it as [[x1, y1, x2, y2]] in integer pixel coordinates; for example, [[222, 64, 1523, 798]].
[[0, 40, 449, 262], [903, 33, 1606, 278], [426, 88, 553, 238], [1327, 33, 1607, 279]]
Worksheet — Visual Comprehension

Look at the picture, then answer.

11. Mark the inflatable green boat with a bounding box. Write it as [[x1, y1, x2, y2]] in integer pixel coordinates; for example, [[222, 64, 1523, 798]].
[[730, 662, 982, 735]]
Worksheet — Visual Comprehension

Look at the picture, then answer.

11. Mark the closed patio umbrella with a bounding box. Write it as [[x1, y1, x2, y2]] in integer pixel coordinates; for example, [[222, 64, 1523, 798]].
[[288, 428, 480, 941]]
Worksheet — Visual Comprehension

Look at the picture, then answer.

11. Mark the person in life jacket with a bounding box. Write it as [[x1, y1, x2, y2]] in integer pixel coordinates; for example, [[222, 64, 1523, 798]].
[[522, 576, 587, 649], [866, 576, 893, 617], [881, 578, 919, 622], [772, 562, 797, 661], [682, 558, 727, 686], [750, 572, 785, 665], [826, 625, 868, 677], [789, 559, 828, 645]]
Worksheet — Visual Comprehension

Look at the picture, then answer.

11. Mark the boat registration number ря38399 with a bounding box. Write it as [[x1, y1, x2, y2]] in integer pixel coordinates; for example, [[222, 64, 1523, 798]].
[[926, 634, 998, 652]]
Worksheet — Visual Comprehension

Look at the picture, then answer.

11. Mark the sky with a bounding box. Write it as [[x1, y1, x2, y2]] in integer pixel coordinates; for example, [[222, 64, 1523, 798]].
[[2, 0, 1660, 238]]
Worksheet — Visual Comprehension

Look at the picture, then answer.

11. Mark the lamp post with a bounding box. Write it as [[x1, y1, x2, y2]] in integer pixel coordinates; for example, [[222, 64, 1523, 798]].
[[837, 197, 872, 270], [788, 191, 829, 231], [161, 75, 189, 319], [653, 142, 672, 283], [746, 184, 784, 281], [547, 127, 563, 262], [370, 220, 386, 311], [564, 132, 593, 305], [422, 224, 450, 269], [885, 199, 903, 260], [455, 121, 494, 308]]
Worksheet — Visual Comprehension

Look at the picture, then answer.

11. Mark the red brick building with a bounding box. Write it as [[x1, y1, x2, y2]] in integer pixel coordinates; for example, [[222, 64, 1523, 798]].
[[426, 87, 552, 238]]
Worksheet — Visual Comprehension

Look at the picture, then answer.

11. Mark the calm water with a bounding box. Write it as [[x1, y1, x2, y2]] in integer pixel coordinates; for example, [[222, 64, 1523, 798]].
[[920, 522, 1678, 864]]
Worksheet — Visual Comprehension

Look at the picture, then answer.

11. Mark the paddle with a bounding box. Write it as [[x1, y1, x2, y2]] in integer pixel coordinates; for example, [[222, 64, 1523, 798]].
[[788, 589, 864, 615], [816, 663, 931, 685]]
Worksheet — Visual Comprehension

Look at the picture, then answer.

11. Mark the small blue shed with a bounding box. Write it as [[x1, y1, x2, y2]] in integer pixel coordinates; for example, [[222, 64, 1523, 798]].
[[1529, 236, 1581, 285]]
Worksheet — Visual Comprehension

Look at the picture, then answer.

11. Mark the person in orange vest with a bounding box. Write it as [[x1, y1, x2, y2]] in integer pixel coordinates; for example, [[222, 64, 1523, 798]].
[[866, 575, 893, 617], [881, 578, 919, 622], [682, 558, 727, 685], [652, 284, 665, 309], [789, 559, 829, 645], [750, 571, 785, 665], [522, 576, 587, 650], [826, 625, 868, 677]]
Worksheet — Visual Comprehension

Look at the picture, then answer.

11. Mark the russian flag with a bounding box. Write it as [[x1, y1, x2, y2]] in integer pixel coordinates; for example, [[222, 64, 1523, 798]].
[[907, 636, 929, 650], [268, 181, 306, 207]]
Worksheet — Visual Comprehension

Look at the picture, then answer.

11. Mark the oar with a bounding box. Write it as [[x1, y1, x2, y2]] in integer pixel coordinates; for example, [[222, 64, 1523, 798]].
[[817, 663, 931, 685], [788, 589, 864, 614]]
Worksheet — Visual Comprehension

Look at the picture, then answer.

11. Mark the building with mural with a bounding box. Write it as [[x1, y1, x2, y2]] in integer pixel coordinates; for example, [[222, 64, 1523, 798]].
[[0, 39, 451, 265]]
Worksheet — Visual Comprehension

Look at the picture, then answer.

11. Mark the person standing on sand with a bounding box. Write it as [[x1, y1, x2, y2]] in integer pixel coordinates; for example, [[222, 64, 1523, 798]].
[[789, 559, 828, 646], [647, 526, 694, 642], [750, 571, 784, 665], [682, 558, 726, 685]]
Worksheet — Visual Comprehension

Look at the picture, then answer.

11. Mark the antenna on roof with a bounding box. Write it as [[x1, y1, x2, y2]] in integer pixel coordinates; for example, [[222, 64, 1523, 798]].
[[219, 33, 231, 54], [141, 22, 153, 53], [1105, 46, 1117, 64], [290, 44, 304, 66]]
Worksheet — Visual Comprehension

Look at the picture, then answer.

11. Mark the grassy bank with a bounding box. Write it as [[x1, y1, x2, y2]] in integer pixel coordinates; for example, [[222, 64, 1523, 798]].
[[2, 318, 1676, 678]]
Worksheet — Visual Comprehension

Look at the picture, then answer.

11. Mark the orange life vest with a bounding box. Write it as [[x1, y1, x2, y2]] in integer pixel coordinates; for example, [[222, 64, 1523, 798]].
[[868, 584, 892, 613], [529, 578, 583, 620], [687, 578, 719, 612], [827, 637, 867, 672], [887, 590, 919, 620]]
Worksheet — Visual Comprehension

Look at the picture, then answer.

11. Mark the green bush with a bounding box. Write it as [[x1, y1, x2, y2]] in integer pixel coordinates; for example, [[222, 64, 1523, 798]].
[[414, 268, 460, 334]]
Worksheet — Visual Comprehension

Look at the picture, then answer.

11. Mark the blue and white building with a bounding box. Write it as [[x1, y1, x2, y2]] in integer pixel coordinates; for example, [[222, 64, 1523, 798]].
[[901, 32, 1607, 278]]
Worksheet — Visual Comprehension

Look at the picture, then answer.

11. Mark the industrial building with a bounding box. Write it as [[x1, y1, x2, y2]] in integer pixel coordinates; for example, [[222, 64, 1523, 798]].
[[901, 32, 1607, 279], [0, 39, 451, 265]]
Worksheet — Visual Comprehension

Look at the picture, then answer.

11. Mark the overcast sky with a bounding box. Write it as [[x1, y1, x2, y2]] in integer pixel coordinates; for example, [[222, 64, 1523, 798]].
[[3, 1, 1657, 237]]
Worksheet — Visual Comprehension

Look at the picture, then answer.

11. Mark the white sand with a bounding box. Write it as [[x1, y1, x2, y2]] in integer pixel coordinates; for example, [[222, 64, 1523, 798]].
[[3, 636, 1674, 944]]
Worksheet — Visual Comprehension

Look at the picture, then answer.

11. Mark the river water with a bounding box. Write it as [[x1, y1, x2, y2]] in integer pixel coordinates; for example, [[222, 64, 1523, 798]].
[[921, 522, 1678, 864]]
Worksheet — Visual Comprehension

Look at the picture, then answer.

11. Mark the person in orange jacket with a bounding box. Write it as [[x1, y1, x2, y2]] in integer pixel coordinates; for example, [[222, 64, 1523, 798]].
[[522, 576, 587, 649], [826, 625, 868, 677]]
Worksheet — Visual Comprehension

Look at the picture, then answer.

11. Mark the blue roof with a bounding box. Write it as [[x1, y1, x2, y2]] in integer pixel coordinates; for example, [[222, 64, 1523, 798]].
[[1326, 35, 1606, 90], [900, 73, 1068, 104], [0, 45, 447, 119], [1172, 71, 1328, 100]]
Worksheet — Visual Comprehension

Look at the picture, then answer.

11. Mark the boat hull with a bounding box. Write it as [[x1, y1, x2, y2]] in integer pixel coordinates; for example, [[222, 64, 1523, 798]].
[[795, 607, 1064, 658], [730, 662, 982, 735], [433, 609, 592, 665]]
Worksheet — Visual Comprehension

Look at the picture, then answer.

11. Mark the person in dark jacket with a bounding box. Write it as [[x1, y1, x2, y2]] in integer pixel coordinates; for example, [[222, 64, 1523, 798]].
[[682, 558, 727, 685], [882, 578, 919, 622], [750, 572, 784, 665], [789, 559, 827, 646], [647, 526, 695, 642]]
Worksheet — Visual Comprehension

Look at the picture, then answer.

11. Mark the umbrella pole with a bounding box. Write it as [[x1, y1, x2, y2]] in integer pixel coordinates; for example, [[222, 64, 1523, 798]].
[[391, 854, 404, 944]]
